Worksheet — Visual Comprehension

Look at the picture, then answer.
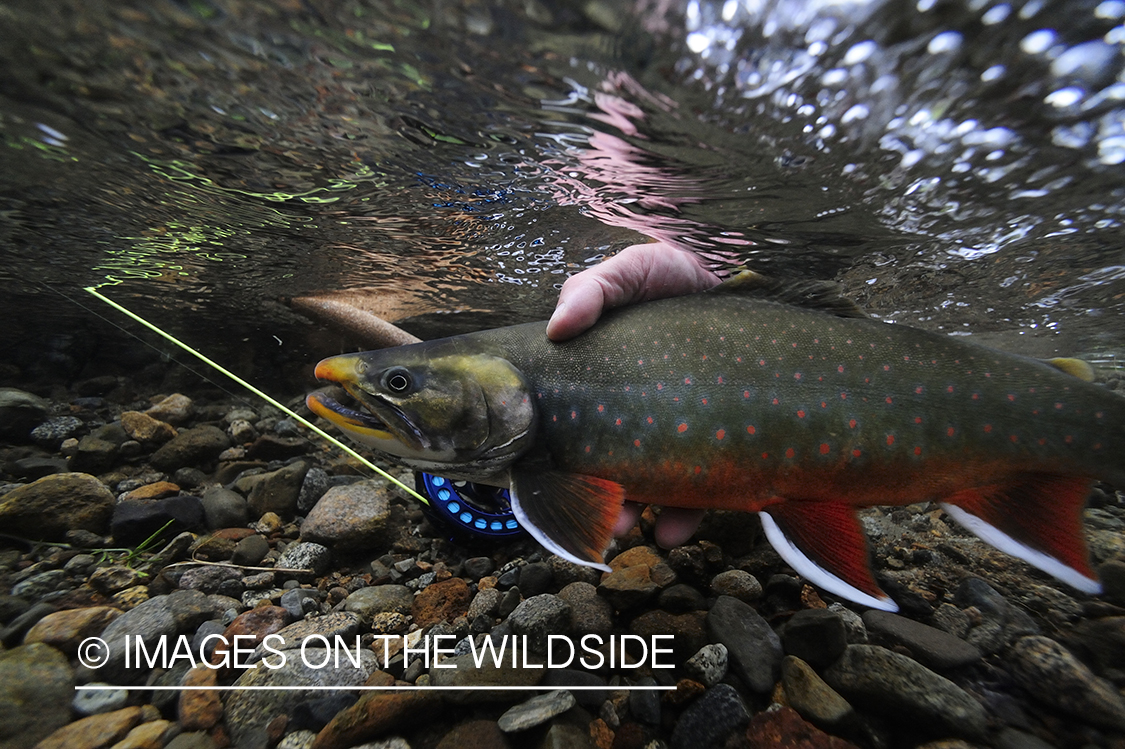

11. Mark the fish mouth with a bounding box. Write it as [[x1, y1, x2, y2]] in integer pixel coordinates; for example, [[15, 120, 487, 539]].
[[306, 387, 390, 435], [308, 355, 427, 452]]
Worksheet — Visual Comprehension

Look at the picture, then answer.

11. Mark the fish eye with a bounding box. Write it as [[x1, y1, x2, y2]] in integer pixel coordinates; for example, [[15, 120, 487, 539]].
[[382, 367, 413, 394]]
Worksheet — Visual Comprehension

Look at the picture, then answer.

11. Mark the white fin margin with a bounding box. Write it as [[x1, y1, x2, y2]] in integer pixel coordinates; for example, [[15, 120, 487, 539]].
[[509, 485, 612, 573], [939, 503, 1102, 594], [760, 511, 898, 612]]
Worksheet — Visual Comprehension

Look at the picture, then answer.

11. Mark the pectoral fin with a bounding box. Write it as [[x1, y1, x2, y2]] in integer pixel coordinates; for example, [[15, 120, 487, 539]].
[[760, 500, 897, 611], [940, 474, 1100, 594], [509, 470, 625, 571]]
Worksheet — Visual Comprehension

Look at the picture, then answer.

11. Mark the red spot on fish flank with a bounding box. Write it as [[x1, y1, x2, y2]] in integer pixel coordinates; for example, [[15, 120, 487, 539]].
[[983, 424, 992, 433], [1029, 387, 1037, 393], [1010, 435, 1018, 443], [883, 365, 890, 371], [852, 448, 862, 458], [915, 386, 924, 394], [1007, 394, 1016, 402], [849, 419, 857, 429], [772, 398, 780, 405], [821, 401, 828, 408], [743, 391, 750, 398], [914, 416, 922, 424], [794, 372, 802, 380], [838, 365, 845, 373], [584, 446, 591, 453], [785, 448, 796, 459], [717, 376, 724, 384], [552, 415, 557, 422], [701, 398, 708, 405], [904, 356, 910, 361], [597, 404, 605, 413], [885, 397, 893, 405], [762, 452, 770, 460], [886, 435, 895, 446], [1055, 403, 1063, 410], [797, 410, 806, 419], [971, 393, 980, 401], [1038, 438, 1046, 446], [1096, 411, 1105, 419], [914, 446, 922, 456], [947, 385, 954, 393], [1065, 435, 1074, 444], [647, 417, 654, 424], [840, 392, 847, 400], [615, 418, 622, 426], [819, 443, 830, 454], [677, 423, 688, 433], [947, 427, 955, 437], [634, 439, 641, 447], [638, 359, 643, 365], [656, 383, 663, 390], [1095, 442, 1103, 450], [747, 425, 757, 435], [759, 360, 766, 366], [716, 429, 726, 440], [571, 411, 577, 419]]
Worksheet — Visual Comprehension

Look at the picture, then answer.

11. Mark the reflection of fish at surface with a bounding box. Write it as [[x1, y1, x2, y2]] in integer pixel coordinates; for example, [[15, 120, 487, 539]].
[[307, 273, 1124, 611]]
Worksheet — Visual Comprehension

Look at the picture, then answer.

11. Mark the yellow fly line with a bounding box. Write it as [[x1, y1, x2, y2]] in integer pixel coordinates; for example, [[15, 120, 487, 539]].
[[84, 286, 431, 506]]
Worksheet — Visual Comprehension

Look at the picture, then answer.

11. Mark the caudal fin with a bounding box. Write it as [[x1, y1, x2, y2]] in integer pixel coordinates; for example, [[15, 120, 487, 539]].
[[760, 500, 898, 611], [940, 474, 1101, 594]]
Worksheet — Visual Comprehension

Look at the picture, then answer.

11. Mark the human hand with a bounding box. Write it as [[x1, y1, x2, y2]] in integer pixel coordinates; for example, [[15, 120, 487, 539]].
[[546, 241, 722, 342], [547, 241, 722, 549]]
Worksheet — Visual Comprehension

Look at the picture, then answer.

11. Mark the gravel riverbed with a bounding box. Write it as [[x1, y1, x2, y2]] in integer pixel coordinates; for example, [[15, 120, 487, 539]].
[[1, 373, 1125, 749]]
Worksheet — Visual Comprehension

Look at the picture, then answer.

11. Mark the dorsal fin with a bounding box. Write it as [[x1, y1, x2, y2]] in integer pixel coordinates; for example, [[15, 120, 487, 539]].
[[1044, 357, 1096, 382], [710, 270, 868, 319]]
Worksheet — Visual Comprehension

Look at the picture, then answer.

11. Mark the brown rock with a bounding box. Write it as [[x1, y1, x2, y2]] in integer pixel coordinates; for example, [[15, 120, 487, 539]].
[[33, 705, 148, 749], [144, 394, 194, 426], [435, 719, 511, 749], [311, 691, 440, 749], [211, 606, 291, 670], [119, 481, 180, 501], [88, 565, 141, 595], [598, 566, 658, 611], [745, 706, 861, 749], [112, 586, 150, 610], [211, 528, 258, 542], [120, 411, 177, 446], [608, 545, 662, 571], [111, 719, 174, 749], [191, 536, 236, 562], [412, 578, 472, 627], [0, 472, 114, 540], [629, 610, 707, 662], [179, 666, 223, 731], [589, 718, 614, 749], [662, 678, 706, 708], [24, 606, 121, 653]]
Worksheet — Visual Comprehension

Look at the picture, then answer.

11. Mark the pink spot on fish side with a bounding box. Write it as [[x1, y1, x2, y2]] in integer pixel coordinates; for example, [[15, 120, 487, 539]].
[[794, 372, 802, 380], [819, 443, 830, 455], [785, 448, 795, 459], [886, 435, 895, 447], [983, 424, 992, 433], [597, 404, 605, 413], [797, 409, 807, 419], [747, 425, 757, 435], [634, 439, 641, 447], [848, 419, 857, 429], [852, 448, 862, 458], [716, 429, 726, 440], [615, 418, 622, 426], [914, 446, 922, 456], [677, 423, 688, 434]]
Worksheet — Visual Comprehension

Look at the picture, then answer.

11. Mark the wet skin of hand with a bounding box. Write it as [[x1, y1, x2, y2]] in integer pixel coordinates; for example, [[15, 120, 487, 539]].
[[546, 242, 722, 548]]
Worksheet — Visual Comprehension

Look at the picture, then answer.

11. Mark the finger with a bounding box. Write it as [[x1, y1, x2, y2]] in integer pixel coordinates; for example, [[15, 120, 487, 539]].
[[654, 507, 706, 548], [613, 501, 644, 537], [546, 242, 720, 341]]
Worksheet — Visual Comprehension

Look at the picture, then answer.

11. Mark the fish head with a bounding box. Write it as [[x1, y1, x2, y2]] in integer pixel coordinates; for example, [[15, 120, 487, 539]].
[[306, 342, 536, 480]]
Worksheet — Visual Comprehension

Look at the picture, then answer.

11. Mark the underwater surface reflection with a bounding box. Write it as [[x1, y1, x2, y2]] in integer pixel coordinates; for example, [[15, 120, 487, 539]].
[[1, 0, 1123, 388]]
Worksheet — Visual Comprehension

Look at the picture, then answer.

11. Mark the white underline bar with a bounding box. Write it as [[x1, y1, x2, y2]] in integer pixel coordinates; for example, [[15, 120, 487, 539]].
[[76, 685, 675, 691]]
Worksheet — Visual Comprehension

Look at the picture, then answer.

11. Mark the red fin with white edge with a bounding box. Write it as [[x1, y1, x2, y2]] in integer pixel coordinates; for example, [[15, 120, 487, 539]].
[[510, 470, 625, 572], [760, 501, 897, 612], [940, 474, 1101, 594]]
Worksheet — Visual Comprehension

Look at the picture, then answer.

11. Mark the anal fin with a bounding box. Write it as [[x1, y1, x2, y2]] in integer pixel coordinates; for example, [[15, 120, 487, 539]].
[[940, 474, 1101, 594], [760, 500, 897, 611], [510, 470, 625, 571]]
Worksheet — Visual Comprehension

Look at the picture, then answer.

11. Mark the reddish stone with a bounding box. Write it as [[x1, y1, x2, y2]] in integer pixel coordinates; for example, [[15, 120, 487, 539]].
[[312, 691, 440, 749], [33, 706, 147, 749], [179, 665, 223, 731], [745, 707, 860, 749], [210, 605, 290, 670], [119, 481, 180, 501], [411, 577, 472, 627], [211, 527, 259, 541], [590, 718, 615, 749], [662, 678, 707, 708]]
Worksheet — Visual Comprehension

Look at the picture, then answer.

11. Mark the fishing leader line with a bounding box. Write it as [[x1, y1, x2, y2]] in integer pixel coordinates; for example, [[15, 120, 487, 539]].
[[66, 285, 431, 506]]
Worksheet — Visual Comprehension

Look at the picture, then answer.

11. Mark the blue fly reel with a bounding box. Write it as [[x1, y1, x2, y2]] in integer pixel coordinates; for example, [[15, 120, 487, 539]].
[[415, 473, 524, 540]]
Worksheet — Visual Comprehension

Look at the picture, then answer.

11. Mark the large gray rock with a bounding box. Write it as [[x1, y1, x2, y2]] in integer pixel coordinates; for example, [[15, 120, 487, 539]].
[[824, 644, 987, 740], [96, 590, 222, 684], [0, 472, 114, 540], [300, 480, 397, 553], [224, 646, 378, 746], [1009, 635, 1125, 732], [0, 643, 74, 749], [150, 426, 230, 472], [705, 595, 782, 694], [246, 461, 309, 520], [0, 388, 49, 442]]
